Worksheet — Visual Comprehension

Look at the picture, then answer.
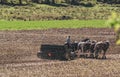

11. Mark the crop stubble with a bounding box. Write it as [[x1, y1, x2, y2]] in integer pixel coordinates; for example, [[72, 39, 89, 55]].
[[0, 28, 120, 77]]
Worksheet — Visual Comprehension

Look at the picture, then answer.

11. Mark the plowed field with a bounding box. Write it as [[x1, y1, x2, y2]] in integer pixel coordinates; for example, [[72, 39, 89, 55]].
[[0, 28, 120, 77]]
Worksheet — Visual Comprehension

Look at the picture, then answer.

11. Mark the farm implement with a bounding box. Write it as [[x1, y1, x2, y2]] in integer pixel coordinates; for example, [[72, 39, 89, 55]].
[[37, 44, 76, 60]]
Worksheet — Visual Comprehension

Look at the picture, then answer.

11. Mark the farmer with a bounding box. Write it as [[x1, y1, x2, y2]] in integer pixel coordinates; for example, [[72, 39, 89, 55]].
[[65, 36, 71, 48]]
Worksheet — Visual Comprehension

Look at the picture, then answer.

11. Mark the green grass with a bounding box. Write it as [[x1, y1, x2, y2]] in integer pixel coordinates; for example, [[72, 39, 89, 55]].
[[0, 20, 110, 30]]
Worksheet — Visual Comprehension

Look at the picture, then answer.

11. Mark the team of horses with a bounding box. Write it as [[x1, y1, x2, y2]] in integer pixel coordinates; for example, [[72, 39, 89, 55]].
[[66, 38, 110, 59]]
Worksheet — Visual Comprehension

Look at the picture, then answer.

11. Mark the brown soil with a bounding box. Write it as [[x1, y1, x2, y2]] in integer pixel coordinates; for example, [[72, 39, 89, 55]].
[[0, 28, 120, 77]]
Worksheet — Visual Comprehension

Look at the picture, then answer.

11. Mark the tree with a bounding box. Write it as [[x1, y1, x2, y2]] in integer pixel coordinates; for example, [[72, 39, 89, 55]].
[[65, 0, 80, 5], [51, 0, 55, 4], [97, 0, 120, 4], [65, 0, 70, 4], [0, 0, 7, 4], [0, 0, 3, 3], [44, 0, 50, 4], [19, 0, 22, 4], [108, 12, 120, 45], [32, 0, 39, 3]]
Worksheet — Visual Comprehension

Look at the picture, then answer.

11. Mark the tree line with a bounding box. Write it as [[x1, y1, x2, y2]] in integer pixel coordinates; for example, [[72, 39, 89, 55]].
[[0, 0, 119, 5]]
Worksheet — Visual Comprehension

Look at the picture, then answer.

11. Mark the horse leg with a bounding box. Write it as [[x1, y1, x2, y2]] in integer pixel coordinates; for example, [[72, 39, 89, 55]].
[[76, 46, 81, 58], [80, 45, 84, 58], [90, 52, 94, 58], [85, 49, 89, 58], [79, 48, 83, 58], [82, 48, 86, 58], [102, 50, 106, 59], [95, 50, 99, 59], [77, 49, 81, 58]]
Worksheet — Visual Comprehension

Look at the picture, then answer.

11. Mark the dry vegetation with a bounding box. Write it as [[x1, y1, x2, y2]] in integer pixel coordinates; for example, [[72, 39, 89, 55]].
[[0, 28, 120, 77], [1, 55, 120, 77], [0, 4, 120, 21]]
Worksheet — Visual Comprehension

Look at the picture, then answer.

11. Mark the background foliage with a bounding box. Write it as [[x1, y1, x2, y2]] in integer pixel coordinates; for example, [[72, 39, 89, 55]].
[[108, 12, 120, 45], [0, 1, 120, 21], [0, 0, 120, 5]]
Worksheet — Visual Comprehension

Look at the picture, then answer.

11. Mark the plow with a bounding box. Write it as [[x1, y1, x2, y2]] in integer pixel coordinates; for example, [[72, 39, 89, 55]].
[[37, 44, 77, 60]]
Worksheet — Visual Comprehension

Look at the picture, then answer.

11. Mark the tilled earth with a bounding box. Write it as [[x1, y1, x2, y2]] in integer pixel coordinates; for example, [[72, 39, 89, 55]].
[[0, 28, 120, 77]]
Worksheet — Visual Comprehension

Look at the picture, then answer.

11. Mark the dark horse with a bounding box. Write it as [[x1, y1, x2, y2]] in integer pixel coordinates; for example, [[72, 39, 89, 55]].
[[94, 41, 110, 59], [77, 39, 97, 58], [64, 41, 78, 51], [64, 41, 79, 59]]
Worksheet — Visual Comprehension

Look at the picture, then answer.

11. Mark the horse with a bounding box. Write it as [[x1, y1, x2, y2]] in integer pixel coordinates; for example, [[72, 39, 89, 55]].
[[94, 40, 110, 59], [64, 41, 79, 60], [81, 38, 90, 42], [77, 39, 97, 58]]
